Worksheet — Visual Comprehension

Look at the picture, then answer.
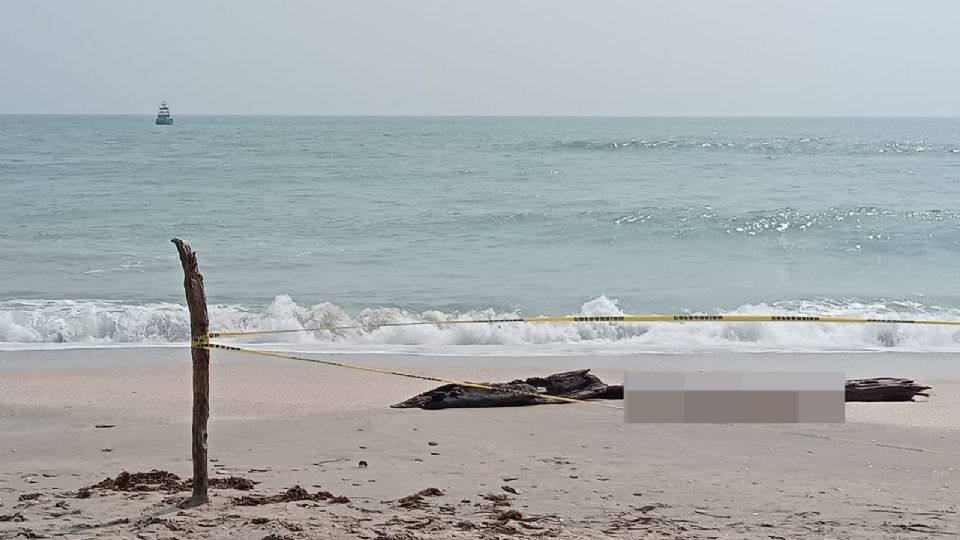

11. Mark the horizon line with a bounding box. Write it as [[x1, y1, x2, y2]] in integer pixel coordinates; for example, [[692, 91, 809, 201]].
[[3, 113, 960, 119]]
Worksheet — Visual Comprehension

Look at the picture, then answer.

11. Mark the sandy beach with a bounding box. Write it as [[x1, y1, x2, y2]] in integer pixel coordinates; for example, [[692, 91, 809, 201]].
[[2, 348, 959, 539], [8, 3, 960, 538]]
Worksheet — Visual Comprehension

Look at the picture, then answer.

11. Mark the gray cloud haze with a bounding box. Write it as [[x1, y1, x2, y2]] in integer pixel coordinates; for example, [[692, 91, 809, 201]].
[[2, 1, 959, 115]]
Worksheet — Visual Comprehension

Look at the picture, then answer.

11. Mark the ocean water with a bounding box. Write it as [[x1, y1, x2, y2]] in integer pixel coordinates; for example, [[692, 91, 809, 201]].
[[2, 115, 960, 353]]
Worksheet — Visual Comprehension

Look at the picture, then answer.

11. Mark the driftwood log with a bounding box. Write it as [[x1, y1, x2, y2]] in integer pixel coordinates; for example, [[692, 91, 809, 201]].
[[845, 378, 930, 402], [391, 370, 621, 409], [392, 382, 546, 409], [393, 371, 928, 409]]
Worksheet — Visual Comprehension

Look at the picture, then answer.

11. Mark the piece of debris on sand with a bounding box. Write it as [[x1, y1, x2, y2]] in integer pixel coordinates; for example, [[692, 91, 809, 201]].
[[480, 493, 512, 507], [233, 485, 350, 506], [207, 477, 258, 490], [392, 369, 622, 409], [88, 470, 257, 493], [845, 378, 931, 401], [394, 487, 445, 509]]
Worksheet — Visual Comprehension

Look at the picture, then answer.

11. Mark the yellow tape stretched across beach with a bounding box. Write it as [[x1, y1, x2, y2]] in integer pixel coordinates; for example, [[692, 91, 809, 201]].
[[194, 339, 960, 456], [192, 311, 960, 416], [194, 339, 624, 411], [203, 312, 960, 340]]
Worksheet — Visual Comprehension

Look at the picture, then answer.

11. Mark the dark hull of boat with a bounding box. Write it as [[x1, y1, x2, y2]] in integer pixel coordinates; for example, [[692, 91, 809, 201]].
[[155, 118, 173, 125]]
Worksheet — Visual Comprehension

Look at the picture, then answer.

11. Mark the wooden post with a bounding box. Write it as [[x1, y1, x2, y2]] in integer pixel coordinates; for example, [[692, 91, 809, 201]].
[[172, 238, 210, 507]]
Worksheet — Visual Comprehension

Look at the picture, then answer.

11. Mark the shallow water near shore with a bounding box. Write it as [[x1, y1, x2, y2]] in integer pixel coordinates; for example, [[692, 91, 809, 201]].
[[3, 116, 960, 352]]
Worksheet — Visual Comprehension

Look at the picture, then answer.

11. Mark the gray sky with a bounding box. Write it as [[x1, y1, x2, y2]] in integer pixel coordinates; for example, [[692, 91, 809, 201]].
[[3, 1, 959, 116]]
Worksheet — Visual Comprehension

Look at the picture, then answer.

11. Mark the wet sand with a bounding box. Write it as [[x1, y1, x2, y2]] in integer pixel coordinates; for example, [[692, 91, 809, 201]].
[[1, 348, 958, 538]]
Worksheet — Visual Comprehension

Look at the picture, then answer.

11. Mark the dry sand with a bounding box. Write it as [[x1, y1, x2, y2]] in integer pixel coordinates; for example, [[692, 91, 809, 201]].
[[1, 348, 959, 539]]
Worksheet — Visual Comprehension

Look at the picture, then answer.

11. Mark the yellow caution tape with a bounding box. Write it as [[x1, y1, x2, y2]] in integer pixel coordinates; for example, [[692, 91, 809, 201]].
[[202, 312, 960, 340], [196, 341, 624, 411], [190, 338, 960, 456]]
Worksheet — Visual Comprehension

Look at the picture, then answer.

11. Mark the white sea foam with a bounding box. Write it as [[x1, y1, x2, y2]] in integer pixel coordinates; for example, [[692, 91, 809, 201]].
[[3, 295, 960, 355]]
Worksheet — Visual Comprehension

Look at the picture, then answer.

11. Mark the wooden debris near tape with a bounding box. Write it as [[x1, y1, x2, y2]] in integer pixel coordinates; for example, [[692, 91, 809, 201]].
[[845, 378, 931, 402], [391, 369, 622, 409], [394, 371, 930, 409]]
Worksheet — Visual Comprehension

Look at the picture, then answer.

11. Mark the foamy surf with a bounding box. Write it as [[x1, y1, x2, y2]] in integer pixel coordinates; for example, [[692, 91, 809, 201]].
[[3, 295, 960, 355]]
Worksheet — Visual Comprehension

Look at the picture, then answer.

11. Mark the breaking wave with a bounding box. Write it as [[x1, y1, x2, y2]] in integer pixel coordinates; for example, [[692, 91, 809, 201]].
[[3, 295, 960, 355]]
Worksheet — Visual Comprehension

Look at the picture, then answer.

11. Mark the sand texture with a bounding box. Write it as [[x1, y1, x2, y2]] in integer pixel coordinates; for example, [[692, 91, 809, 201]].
[[2, 349, 959, 539]]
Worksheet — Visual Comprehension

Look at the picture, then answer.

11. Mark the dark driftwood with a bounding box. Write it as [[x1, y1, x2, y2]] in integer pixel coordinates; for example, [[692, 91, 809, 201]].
[[845, 378, 931, 402], [524, 370, 610, 400], [392, 382, 547, 409], [394, 372, 930, 409], [172, 239, 210, 507], [597, 385, 624, 400], [392, 369, 617, 409]]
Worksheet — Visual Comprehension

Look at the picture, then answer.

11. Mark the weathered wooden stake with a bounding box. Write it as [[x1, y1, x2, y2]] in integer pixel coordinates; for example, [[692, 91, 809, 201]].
[[172, 238, 210, 507]]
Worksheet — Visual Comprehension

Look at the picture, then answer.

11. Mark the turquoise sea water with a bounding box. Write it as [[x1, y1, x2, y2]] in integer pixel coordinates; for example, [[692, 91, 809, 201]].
[[2, 115, 960, 352]]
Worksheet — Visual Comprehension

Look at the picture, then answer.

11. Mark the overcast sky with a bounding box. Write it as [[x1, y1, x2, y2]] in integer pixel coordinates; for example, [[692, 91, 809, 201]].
[[2, 1, 959, 116]]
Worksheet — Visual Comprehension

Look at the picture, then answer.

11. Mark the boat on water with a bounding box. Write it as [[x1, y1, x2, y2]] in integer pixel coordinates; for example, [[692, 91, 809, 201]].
[[155, 101, 173, 125]]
